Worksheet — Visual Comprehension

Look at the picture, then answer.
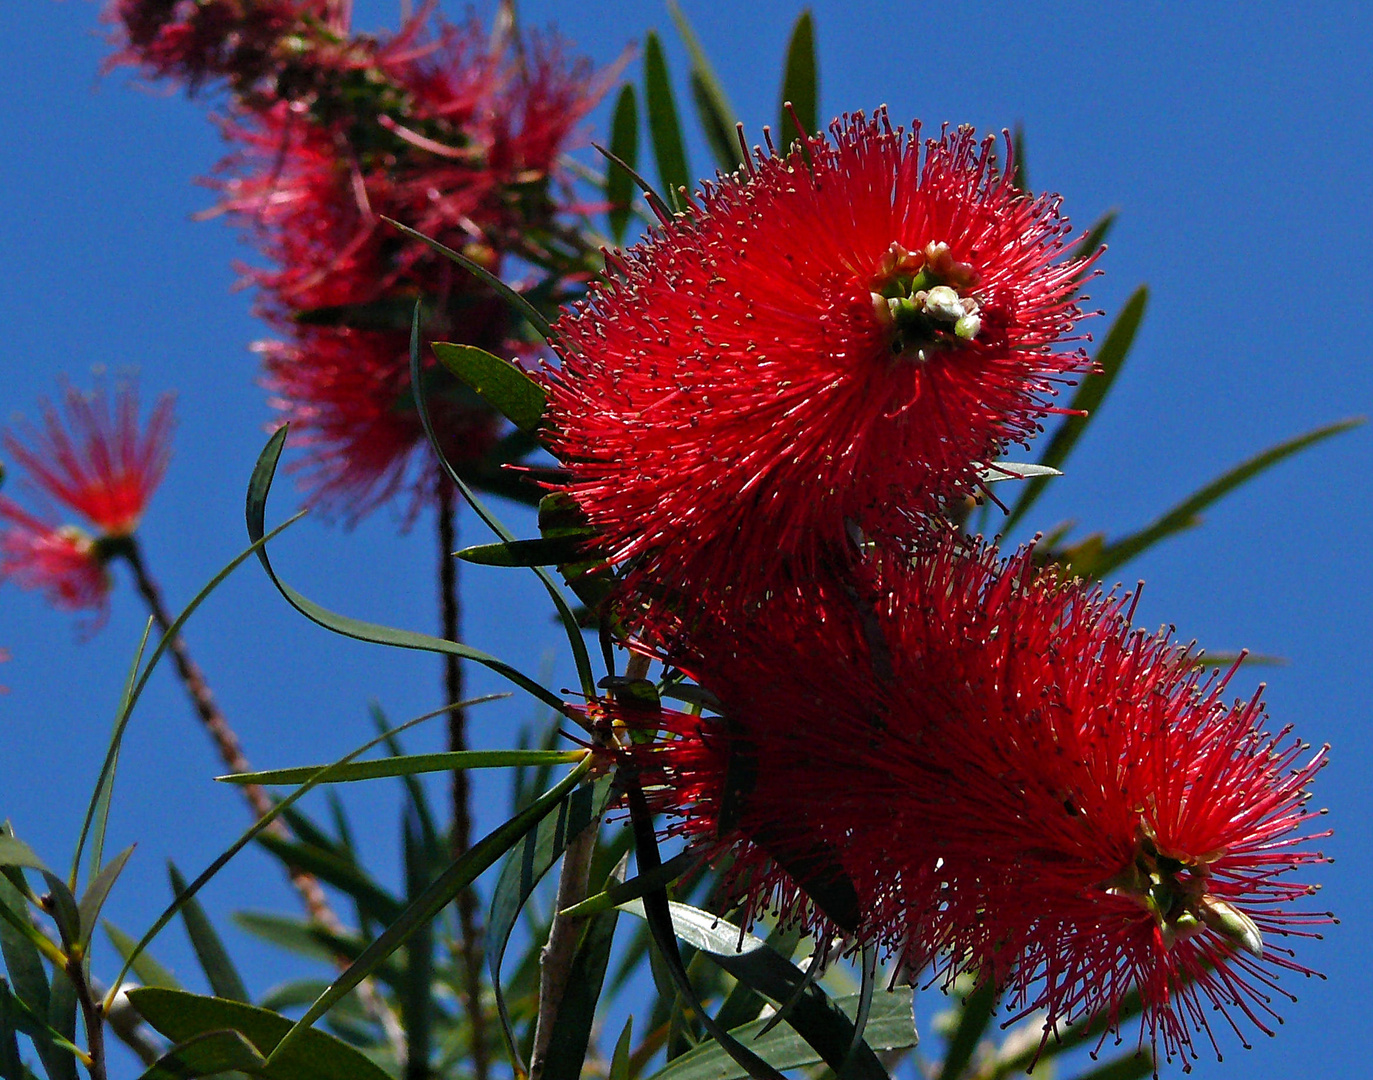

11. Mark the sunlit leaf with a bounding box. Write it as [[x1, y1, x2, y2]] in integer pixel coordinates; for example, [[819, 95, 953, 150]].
[[430, 342, 546, 435], [76, 846, 134, 949], [456, 536, 590, 568], [223, 748, 581, 788], [128, 988, 392, 1080], [978, 462, 1062, 485], [558, 851, 696, 918]]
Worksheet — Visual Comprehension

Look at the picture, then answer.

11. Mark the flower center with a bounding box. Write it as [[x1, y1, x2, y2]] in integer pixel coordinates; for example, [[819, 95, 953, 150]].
[[1100, 823, 1263, 958], [870, 241, 983, 362]]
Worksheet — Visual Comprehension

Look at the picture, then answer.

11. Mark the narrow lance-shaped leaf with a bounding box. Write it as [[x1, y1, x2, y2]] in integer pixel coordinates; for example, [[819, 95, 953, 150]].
[[103, 922, 181, 991], [263, 756, 595, 1068], [643, 32, 690, 211], [607, 84, 640, 243], [409, 310, 600, 702], [1004, 284, 1148, 531], [167, 863, 248, 1004], [430, 342, 546, 435], [1011, 124, 1029, 192], [46, 966, 79, 1080], [608, 1015, 634, 1080], [456, 536, 590, 569], [135, 1029, 267, 1080], [0, 981, 25, 1080], [252, 834, 401, 926], [936, 979, 995, 1080], [246, 425, 571, 715], [1079, 416, 1364, 578], [0, 872, 54, 1012], [399, 811, 433, 1080], [487, 776, 615, 1072], [779, 10, 818, 141], [76, 846, 135, 950], [220, 745, 564, 788], [558, 851, 697, 918], [668, 1, 740, 171]]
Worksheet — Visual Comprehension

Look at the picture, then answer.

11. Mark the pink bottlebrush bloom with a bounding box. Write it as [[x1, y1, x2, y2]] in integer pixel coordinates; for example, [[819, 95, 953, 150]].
[[3, 381, 174, 537], [632, 541, 1329, 1065], [0, 501, 111, 618], [542, 111, 1095, 630]]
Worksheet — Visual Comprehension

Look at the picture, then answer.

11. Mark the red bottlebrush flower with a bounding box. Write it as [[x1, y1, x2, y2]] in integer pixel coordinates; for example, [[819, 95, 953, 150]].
[[0, 501, 111, 619], [542, 111, 1094, 627], [2, 381, 174, 537], [202, 16, 599, 514], [637, 541, 1328, 1065]]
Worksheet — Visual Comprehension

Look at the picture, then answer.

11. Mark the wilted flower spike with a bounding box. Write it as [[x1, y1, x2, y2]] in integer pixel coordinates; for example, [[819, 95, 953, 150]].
[[3, 381, 174, 538], [637, 541, 1329, 1064], [544, 111, 1094, 629]]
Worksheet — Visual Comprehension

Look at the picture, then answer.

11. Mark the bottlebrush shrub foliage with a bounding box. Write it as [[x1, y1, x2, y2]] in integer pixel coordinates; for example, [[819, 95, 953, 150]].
[[1, 8, 1353, 1080]]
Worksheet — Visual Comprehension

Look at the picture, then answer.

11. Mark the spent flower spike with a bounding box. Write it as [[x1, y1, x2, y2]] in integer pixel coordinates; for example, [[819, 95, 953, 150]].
[[543, 110, 1096, 634]]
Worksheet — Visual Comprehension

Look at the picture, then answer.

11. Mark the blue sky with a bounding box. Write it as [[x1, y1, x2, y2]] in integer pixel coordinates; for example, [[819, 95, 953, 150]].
[[2, 2, 1370, 1077]]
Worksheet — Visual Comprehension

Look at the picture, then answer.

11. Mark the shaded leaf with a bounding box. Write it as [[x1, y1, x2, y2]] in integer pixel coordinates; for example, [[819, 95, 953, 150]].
[[456, 536, 591, 568], [779, 11, 818, 141], [668, 1, 739, 171], [0, 876, 50, 1015], [608, 1015, 634, 1080], [168, 864, 248, 1004], [643, 32, 690, 211], [37, 875, 79, 954], [135, 1028, 266, 1080], [104, 922, 181, 991], [77, 846, 135, 950], [0, 981, 24, 1080], [246, 426, 569, 714], [542, 855, 628, 1080], [0, 841, 44, 874], [1077, 417, 1364, 578], [0, 979, 83, 1080], [45, 967, 79, 1080], [399, 812, 432, 1080], [649, 990, 917, 1080], [1004, 285, 1148, 531], [231, 913, 399, 989], [264, 758, 595, 1067], [607, 84, 639, 243], [559, 851, 696, 918], [936, 980, 995, 1080], [292, 296, 425, 332], [430, 342, 546, 435], [713, 922, 803, 1034], [128, 988, 392, 1080], [1067, 1053, 1155, 1080], [252, 835, 400, 925], [487, 777, 615, 1071], [225, 748, 580, 788], [1010, 124, 1028, 192]]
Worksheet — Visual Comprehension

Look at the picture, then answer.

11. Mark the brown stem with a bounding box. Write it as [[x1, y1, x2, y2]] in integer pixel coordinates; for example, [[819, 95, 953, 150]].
[[69, 960, 107, 1080], [115, 538, 338, 930], [437, 485, 488, 1080]]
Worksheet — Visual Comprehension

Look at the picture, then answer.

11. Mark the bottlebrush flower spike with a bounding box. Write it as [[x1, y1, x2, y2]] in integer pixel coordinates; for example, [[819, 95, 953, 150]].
[[2, 381, 174, 538], [635, 541, 1329, 1065], [0, 503, 111, 618], [543, 110, 1095, 628]]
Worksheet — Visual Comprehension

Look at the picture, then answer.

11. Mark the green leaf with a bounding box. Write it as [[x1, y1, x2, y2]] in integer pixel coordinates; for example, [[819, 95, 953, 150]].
[[1072, 209, 1117, 274], [46, 967, 79, 1080], [263, 758, 595, 1068], [0, 978, 83, 1080], [245, 426, 570, 715], [167, 863, 249, 1004], [648, 990, 916, 1080], [127, 988, 393, 1080], [542, 855, 628, 1080], [136, 1028, 267, 1079], [607, 84, 639, 244], [1066, 1053, 1155, 1080], [1010, 124, 1028, 192], [231, 913, 399, 988], [0, 877, 49, 1016], [409, 312, 599, 703], [223, 748, 582, 788], [368, 705, 439, 859], [292, 296, 425, 332], [619, 898, 891, 1080], [668, 1, 739, 172], [76, 847, 134, 951], [936, 980, 995, 1080], [429, 342, 546, 435], [558, 851, 696, 918], [1078, 416, 1364, 578], [252, 835, 401, 926], [0, 981, 25, 1080], [778, 11, 818, 141], [455, 536, 591, 568], [608, 1015, 634, 1080], [38, 874, 80, 953], [487, 777, 615, 1071], [643, 32, 690, 211], [379, 217, 553, 340], [103, 922, 181, 991], [1004, 285, 1148, 531], [399, 813, 433, 1080], [0, 840, 45, 874]]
